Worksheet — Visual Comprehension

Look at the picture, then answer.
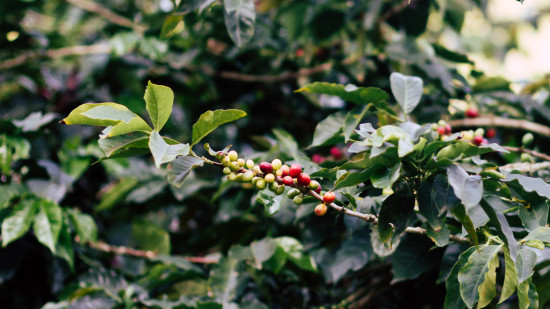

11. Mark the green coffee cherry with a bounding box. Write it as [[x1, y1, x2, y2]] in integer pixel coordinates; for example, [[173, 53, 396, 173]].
[[293, 196, 303, 205], [229, 161, 240, 172], [275, 185, 285, 195], [522, 133, 534, 147], [235, 174, 244, 183], [228, 173, 237, 181], [271, 159, 282, 171], [228, 150, 238, 161], [222, 156, 231, 166], [246, 159, 255, 169], [256, 179, 267, 190], [251, 176, 262, 185], [474, 128, 484, 136], [237, 158, 245, 167], [308, 180, 320, 190], [253, 165, 262, 174], [223, 167, 231, 175], [438, 120, 446, 127], [269, 182, 279, 192], [521, 153, 532, 162], [265, 173, 275, 183], [242, 171, 254, 182], [287, 188, 301, 199]]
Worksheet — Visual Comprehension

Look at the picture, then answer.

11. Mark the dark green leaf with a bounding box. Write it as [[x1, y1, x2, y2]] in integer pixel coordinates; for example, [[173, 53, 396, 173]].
[[378, 184, 415, 243], [516, 248, 537, 284], [432, 43, 472, 63], [447, 165, 483, 209], [132, 219, 171, 255], [310, 111, 346, 147], [167, 155, 205, 187], [417, 175, 460, 230], [333, 168, 374, 190], [250, 237, 286, 273], [504, 174, 550, 199], [67, 209, 98, 243], [479, 198, 518, 260], [370, 162, 401, 191], [444, 246, 476, 309], [32, 199, 63, 252], [98, 131, 149, 157], [519, 201, 549, 232], [275, 237, 317, 272], [191, 109, 247, 146], [392, 234, 441, 282], [256, 189, 285, 216], [450, 204, 478, 246]]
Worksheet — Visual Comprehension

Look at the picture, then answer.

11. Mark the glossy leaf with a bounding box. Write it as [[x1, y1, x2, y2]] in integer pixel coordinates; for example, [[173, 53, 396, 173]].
[[370, 162, 401, 191], [296, 82, 393, 115], [504, 174, 550, 199], [32, 199, 63, 252], [447, 165, 482, 210], [476, 251, 499, 308], [521, 227, 550, 244], [518, 277, 539, 309], [444, 246, 476, 309], [2, 199, 38, 247], [275, 237, 317, 272], [144, 81, 174, 131], [457, 244, 502, 309], [433, 141, 506, 167], [191, 109, 247, 146], [499, 248, 518, 303], [450, 204, 478, 246], [223, 0, 255, 47], [333, 168, 375, 190], [310, 111, 346, 147], [98, 131, 149, 157], [250, 237, 286, 273], [391, 234, 441, 282], [417, 174, 460, 230], [479, 198, 518, 260], [390, 72, 423, 114], [149, 131, 189, 168], [167, 155, 205, 187], [518, 201, 549, 232], [378, 184, 415, 243], [256, 189, 285, 215], [516, 248, 537, 284], [343, 106, 369, 142]]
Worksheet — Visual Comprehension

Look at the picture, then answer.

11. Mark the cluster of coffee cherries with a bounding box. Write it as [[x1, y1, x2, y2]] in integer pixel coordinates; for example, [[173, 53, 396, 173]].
[[220, 150, 333, 216], [434, 120, 494, 146]]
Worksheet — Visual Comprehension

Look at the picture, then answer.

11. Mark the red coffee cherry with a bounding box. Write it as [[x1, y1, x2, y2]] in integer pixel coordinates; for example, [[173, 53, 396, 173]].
[[466, 108, 479, 118], [289, 164, 302, 178], [259, 162, 273, 174], [283, 176, 294, 186], [445, 124, 452, 134], [486, 128, 496, 138], [473, 135, 483, 145], [297, 173, 311, 186], [280, 165, 290, 177], [315, 203, 327, 216], [437, 126, 446, 136], [323, 191, 336, 204], [315, 185, 322, 194], [330, 147, 343, 160]]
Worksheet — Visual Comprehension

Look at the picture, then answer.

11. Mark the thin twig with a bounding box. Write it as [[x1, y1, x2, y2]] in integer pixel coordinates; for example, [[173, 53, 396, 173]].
[[84, 239, 219, 264], [67, 0, 146, 34], [502, 146, 550, 161], [500, 161, 550, 173], [447, 117, 550, 137]]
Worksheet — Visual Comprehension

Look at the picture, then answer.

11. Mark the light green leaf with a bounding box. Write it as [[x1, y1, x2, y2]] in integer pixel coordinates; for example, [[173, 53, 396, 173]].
[[32, 199, 63, 252], [477, 252, 499, 308], [132, 219, 170, 255], [390, 72, 423, 114], [251, 237, 286, 273], [160, 15, 183, 39], [12, 112, 57, 132], [98, 131, 149, 157], [55, 217, 74, 270], [2, 199, 39, 247], [343, 106, 369, 142], [504, 174, 550, 199], [516, 248, 537, 284], [444, 246, 477, 309], [499, 248, 518, 303], [223, 0, 256, 47], [272, 128, 302, 160], [371, 162, 401, 191], [447, 165, 483, 210], [68, 209, 98, 243], [275, 237, 317, 272], [310, 111, 346, 147], [207, 257, 240, 305], [149, 131, 190, 168], [296, 82, 392, 115], [458, 244, 502, 309], [333, 168, 375, 191], [521, 227, 550, 244], [144, 81, 174, 131], [518, 277, 539, 309], [167, 155, 205, 187], [191, 109, 247, 146]]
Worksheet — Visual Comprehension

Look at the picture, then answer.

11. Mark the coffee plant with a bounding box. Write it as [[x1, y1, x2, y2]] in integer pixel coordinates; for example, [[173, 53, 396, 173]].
[[2, 0, 550, 308]]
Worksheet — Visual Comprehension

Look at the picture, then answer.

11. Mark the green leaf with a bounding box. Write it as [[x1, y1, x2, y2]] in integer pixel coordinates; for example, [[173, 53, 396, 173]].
[[323, 237, 371, 282], [518, 277, 539, 309], [62, 103, 151, 137], [476, 251, 499, 308], [521, 227, 550, 244], [378, 184, 415, 243], [207, 257, 240, 306], [479, 198, 518, 260], [391, 234, 441, 282], [132, 219, 171, 255], [370, 162, 401, 191], [310, 111, 346, 147], [450, 204, 479, 247], [499, 248, 518, 303], [67, 209, 98, 243], [55, 217, 74, 270], [191, 109, 247, 146], [256, 189, 285, 216], [2, 199, 39, 247], [272, 128, 303, 160], [251, 237, 286, 273], [160, 15, 183, 39], [444, 246, 477, 309], [144, 81, 174, 131], [447, 165, 483, 210], [275, 237, 317, 272], [389, 72, 423, 114], [149, 131, 190, 168], [32, 199, 63, 252], [504, 174, 550, 199], [343, 106, 369, 142], [417, 175, 460, 230], [434, 141, 505, 167], [223, 0, 256, 47], [432, 43, 472, 63], [518, 201, 549, 232], [333, 168, 375, 191], [98, 131, 149, 157], [472, 76, 510, 93], [95, 178, 139, 211], [296, 82, 393, 114], [516, 248, 537, 284], [12, 111, 57, 132], [167, 155, 205, 187], [458, 244, 502, 309]]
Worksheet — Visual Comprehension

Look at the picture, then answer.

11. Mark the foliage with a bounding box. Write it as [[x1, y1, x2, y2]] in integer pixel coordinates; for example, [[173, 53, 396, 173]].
[[2, 0, 550, 309]]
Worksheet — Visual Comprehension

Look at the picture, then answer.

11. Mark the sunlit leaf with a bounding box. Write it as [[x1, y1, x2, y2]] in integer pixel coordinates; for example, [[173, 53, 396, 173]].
[[191, 109, 247, 146], [390, 72, 423, 114], [144, 81, 174, 131]]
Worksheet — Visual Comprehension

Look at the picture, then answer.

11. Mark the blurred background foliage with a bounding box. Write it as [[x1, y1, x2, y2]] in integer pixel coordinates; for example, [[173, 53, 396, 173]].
[[2, 0, 550, 308]]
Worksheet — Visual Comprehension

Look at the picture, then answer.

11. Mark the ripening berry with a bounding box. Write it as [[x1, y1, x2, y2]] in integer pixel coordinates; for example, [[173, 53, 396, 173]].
[[275, 185, 285, 195], [242, 171, 254, 182], [323, 191, 336, 204], [315, 185, 322, 194], [251, 176, 261, 185], [297, 173, 311, 186], [228, 150, 238, 161], [309, 180, 320, 190], [237, 158, 245, 167], [228, 173, 237, 181], [271, 159, 282, 171], [265, 173, 275, 183], [437, 126, 446, 136], [312, 154, 325, 164], [283, 176, 294, 186], [223, 167, 231, 175], [486, 128, 496, 139], [269, 181, 279, 192], [229, 161, 240, 172], [473, 135, 483, 146], [253, 165, 262, 174], [246, 159, 255, 169], [222, 156, 231, 166], [438, 120, 446, 127], [276, 169, 283, 176], [522, 133, 534, 146], [445, 124, 452, 134], [287, 188, 301, 199], [256, 179, 267, 190], [474, 128, 484, 136], [330, 147, 343, 160], [235, 174, 244, 183], [260, 162, 273, 174], [293, 196, 303, 205], [315, 204, 327, 216], [295, 48, 304, 57], [289, 164, 302, 178], [466, 108, 479, 118], [280, 165, 290, 177]]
